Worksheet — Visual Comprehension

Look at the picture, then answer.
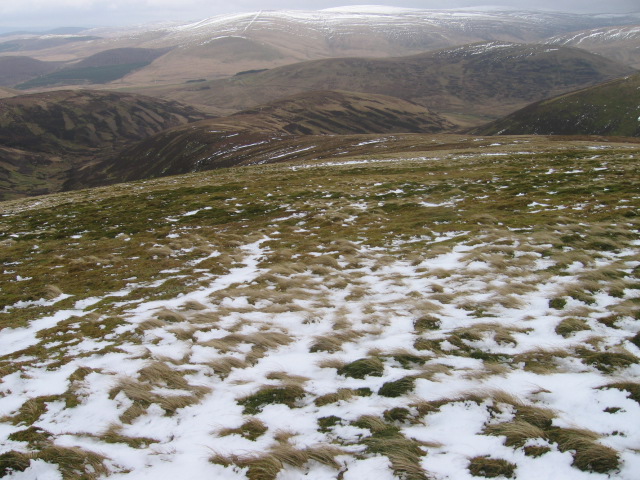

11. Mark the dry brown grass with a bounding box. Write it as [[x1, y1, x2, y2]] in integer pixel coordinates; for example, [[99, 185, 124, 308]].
[[206, 356, 248, 378], [309, 329, 364, 353]]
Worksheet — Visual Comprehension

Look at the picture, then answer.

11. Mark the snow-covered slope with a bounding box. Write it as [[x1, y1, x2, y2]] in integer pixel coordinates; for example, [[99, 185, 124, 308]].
[[0, 136, 639, 480]]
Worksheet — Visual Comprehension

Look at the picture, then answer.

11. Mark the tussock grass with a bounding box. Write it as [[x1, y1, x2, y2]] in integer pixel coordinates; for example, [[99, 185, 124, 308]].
[[547, 427, 620, 473], [555, 317, 590, 337], [575, 347, 638, 373], [337, 357, 385, 379], [155, 308, 187, 323], [219, 418, 268, 441], [600, 382, 640, 404], [37, 445, 109, 480], [485, 420, 548, 448], [352, 415, 434, 480], [514, 348, 569, 374], [378, 376, 416, 397], [206, 356, 249, 378], [238, 384, 306, 414], [309, 329, 364, 353], [468, 456, 516, 478], [211, 444, 344, 480], [0, 451, 31, 476], [8, 426, 52, 446], [100, 424, 157, 448]]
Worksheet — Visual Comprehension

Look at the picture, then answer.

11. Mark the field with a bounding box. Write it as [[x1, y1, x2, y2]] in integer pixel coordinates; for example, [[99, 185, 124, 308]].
[[0, 137, 639, 479]]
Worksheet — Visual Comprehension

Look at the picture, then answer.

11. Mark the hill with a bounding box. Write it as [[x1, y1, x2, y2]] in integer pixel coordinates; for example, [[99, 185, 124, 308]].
[[473, 73, 640, 137], [0, 90, 207, 199], [145, 42, 634, 125], [3, 8, 638, 89], [0, 56, 61, 86], [112, 8, 640, 86], [15, 48, 172, 89], [0, 136, 638, 479], [0, 86, 18, 98], [68, 90, 455, 188]]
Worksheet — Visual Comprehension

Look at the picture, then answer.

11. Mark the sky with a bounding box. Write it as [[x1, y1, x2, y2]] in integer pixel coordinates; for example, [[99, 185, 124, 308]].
[[0, 0, 638, 31]]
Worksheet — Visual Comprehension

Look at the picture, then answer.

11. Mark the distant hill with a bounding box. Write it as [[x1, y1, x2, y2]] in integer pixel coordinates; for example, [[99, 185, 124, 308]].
[[547, 25, 640, 69], [0, 56, 61, 86], [472, 73, 640, 137], [4, 9, 638, 89], [0, 87, 18, 98], [0, 90, 207, 199], [146, 42, 635, 126], [119, 8, 640, 85], [0, 35, 99, 53], [15, 48, 171, 89]]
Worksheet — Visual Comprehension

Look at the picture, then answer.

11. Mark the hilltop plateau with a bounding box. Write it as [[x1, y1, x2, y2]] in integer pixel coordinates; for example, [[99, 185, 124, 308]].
[[0, 138, 638, 480]]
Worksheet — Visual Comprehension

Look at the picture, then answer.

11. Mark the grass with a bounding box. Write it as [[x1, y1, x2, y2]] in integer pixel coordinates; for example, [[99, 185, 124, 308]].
[[378, 376, 416, 397], [220, 418, 268, 441], [352, 415, 433, 480]]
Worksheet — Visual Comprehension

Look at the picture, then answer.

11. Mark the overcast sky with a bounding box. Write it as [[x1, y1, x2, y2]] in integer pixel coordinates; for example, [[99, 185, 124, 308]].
[[1, 1, 638, 31]]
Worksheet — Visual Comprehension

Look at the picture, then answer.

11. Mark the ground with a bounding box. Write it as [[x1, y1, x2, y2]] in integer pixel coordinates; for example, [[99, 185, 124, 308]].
[[0, 136, 639, 479]]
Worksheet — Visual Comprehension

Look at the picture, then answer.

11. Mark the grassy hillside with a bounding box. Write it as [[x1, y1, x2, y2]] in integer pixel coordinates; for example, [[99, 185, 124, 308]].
[[0, 137, 638, 479], [473, 73, 640, 137], [0, 90, 207, 199], [143, 42, 634, 124]]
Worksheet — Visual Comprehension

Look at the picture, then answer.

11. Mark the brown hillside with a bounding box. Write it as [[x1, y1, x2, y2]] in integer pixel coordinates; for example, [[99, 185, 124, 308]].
[[142, 42, 634, 126]]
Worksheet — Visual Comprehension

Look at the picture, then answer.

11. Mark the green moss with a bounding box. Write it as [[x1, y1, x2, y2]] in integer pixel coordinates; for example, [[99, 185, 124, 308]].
[[392, 354, 427, 368], [378, 377, 416, 398], [317, 415, 342, 432], [238, 385, 306, 414], [337, 357, 384, 379], [468, 456, 516, 478], [549, 298, 567, 309]]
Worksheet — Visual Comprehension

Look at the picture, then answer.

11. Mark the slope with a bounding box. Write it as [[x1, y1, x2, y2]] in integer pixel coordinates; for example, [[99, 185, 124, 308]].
[[0, 90, 207, 200], [0, 87, 18, 99], [145, 42, 634, 125], [70, 90, 455, 187], [0, 137, 638, 480], [473, 73, 640, 137]]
